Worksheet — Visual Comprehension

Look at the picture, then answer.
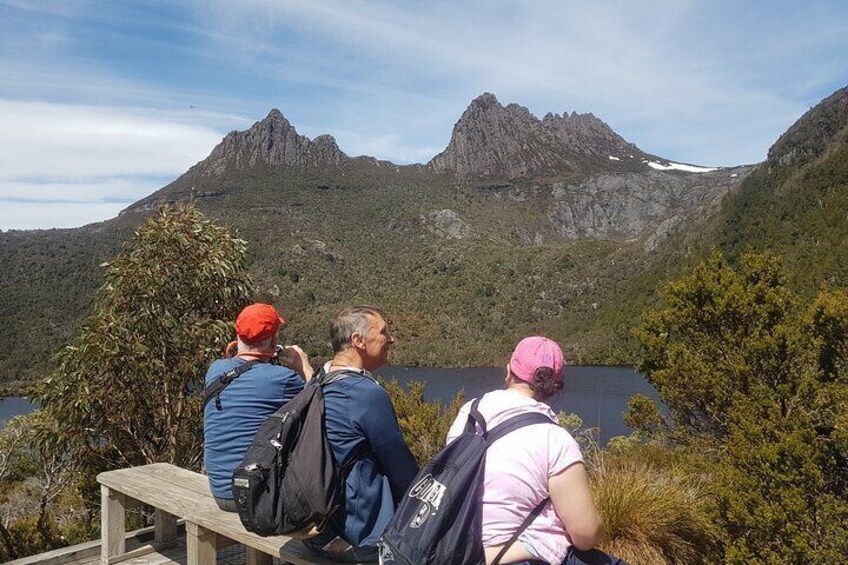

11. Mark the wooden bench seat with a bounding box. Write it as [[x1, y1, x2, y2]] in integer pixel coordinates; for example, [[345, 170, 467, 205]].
[[97, 463, 361, 565]]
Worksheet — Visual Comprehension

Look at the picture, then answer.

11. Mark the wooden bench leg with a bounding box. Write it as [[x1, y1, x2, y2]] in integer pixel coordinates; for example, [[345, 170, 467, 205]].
[[100, 485, 126, 564], [186, 522, 217, 565], [153, 507, 178, 544], [246, 547, 273, 565]]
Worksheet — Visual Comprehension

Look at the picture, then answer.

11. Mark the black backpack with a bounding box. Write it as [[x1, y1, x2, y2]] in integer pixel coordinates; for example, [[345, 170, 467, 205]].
[[231, 369, 354, 538], [379, 399, 555, 565]]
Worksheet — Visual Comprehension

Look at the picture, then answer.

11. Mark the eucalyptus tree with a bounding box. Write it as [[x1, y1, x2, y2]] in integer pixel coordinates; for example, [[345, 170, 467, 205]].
[[37, 204, 254, 470]]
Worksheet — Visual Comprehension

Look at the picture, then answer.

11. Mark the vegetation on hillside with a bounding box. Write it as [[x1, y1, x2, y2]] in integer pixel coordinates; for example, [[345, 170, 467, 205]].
[[0, 163, 722, 385], [628, 250, 848, 562]]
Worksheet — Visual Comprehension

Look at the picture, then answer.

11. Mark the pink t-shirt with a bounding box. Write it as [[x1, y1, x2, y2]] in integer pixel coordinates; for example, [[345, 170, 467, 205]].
[[446, 389, 583, 565]]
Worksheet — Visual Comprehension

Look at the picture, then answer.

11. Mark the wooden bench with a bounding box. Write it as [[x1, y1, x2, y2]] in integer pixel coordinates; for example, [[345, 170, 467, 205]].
[[97, 463, 361, 565]]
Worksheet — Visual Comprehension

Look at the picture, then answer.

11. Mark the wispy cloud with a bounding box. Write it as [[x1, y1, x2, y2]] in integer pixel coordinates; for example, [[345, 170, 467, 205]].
[[0, 100, 226, 230], [0, 100, 224, 180]]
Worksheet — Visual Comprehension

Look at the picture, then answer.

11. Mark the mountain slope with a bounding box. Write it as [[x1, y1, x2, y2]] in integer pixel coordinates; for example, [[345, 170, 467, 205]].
[[712, 86, 848, 288], [0, 93, 749, 386]]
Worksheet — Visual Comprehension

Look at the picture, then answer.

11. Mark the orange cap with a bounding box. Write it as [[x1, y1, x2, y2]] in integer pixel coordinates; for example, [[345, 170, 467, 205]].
[[235, 303, 285, 343]]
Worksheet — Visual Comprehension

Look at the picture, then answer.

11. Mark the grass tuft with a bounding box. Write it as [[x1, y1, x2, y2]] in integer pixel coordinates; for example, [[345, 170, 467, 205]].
[[590, 447, 719, 565]]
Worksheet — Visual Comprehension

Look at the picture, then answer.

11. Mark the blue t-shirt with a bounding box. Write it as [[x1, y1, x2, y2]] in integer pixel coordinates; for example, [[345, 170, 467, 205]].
[[203, 358, 304, 499], [321, 373, 419, 547]]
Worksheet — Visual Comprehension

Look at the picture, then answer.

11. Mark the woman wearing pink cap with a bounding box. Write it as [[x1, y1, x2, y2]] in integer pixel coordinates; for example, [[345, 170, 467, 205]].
[[446, 337, 627, 565]]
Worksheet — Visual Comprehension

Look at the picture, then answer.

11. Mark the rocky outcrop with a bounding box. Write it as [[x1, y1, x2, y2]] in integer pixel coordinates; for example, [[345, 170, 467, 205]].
[[547, 168, 749, 244], [541, 111, 646, 161], [193, 109, 348, 176], [421, 209, 472, 239], [428, 93, 653, 179]]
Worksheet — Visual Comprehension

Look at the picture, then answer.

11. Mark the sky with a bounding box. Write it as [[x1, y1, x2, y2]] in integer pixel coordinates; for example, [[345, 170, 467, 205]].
[[1, 1, 847, 230]]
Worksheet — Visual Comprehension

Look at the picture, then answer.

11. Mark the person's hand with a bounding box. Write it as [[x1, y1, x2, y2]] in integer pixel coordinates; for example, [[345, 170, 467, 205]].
[[280, 345, 314, 381]]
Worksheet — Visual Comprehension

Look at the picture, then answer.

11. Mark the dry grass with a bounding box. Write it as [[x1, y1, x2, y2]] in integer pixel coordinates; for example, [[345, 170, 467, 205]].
[[589, 448, 719, 565]]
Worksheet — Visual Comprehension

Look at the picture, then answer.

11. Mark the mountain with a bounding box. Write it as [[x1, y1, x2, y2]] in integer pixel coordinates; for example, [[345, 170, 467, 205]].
[[429, 93, 661, 178], [709, 85, 848, 288], [193, 109, 349, 176], [0, 91, 774, 388]]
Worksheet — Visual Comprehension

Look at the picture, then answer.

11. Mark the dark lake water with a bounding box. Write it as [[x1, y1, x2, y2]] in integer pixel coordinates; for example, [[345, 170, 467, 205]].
[[378, 365, 656, 444], [0, 396, 37, 428], [0, 366, 656, 443]]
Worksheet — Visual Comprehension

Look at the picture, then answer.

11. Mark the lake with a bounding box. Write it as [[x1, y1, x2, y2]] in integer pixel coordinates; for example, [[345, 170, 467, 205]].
[[0, 396, 37, 428], [378, 365, 656, 444], [0, 366, 656, 443]]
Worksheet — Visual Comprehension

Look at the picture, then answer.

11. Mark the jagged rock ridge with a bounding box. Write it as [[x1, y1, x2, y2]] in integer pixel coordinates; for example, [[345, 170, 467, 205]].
[[429, 93, 656, 178], [194, 109, 348, 176]]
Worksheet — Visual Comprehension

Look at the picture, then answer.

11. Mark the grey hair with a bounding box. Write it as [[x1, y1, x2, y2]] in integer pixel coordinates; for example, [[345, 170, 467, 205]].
[[330, 305, 385, 353], [237, 335, 275, 353]]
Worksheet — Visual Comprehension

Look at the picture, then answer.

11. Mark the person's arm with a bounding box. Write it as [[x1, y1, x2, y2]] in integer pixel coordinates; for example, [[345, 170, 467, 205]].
[[279, 345, 315, 382], [354, 384, 419, 501], [549, 462, 603, 551]]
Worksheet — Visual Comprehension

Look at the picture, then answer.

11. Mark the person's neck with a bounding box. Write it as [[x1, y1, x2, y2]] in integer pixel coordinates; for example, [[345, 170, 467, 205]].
[[330, 350, 365, 371], [237, 350, 273, 361], [507, 384, 535, 399]]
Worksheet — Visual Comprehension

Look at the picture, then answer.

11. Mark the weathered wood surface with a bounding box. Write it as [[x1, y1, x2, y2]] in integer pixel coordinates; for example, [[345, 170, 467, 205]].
[[97, 463, 356, 565], [5, 525, 170, 565]]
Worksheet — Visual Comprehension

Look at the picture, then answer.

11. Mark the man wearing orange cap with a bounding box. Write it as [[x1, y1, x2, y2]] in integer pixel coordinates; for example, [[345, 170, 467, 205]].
[[203, 303, 312, 512]]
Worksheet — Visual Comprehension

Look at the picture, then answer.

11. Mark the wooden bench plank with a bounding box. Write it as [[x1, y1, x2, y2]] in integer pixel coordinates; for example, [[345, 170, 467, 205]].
[[6, 525, 167, 565], [98, 464, 355, 565]]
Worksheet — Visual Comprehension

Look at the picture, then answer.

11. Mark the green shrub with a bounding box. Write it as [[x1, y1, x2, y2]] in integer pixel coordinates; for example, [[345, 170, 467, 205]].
[[381, 379, 465, 465], [631, 250, 848, 561]]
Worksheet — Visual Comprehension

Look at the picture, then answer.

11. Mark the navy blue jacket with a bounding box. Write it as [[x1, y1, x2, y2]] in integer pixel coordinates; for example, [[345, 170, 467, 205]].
[[203, 358, 304, 499], [320, 371, 419, 547]]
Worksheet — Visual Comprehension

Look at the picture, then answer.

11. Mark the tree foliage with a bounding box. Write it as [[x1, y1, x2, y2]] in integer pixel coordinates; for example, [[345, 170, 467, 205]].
[[631, 250, 848, 562], [0, 411, 77, 560], [35, 204, 253, 471], [381, 379, 465, 465]]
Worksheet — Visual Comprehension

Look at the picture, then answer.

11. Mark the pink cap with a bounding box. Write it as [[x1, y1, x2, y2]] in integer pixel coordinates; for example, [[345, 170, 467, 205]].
[[509, 336, 565, 384]]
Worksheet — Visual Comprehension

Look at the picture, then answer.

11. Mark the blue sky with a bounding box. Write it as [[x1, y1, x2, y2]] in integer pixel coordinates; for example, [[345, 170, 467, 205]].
[[1, 0, 846, 230]]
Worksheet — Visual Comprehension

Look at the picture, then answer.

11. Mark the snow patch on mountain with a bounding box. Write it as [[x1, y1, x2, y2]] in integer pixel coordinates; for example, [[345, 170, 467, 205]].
[[644, 160, 718, 173]]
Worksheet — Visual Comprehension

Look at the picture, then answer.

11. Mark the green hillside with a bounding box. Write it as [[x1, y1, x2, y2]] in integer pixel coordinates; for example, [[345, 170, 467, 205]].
[[3, 86, 847, 389]]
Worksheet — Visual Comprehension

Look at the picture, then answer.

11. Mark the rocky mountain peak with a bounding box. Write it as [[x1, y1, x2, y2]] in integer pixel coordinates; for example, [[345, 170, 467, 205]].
[[469, 92, 500, 109], [192, 108, 348, 176], [429, 93, 651, 179], [541, 110, 643, 159], [265, 108, 286, 121], [428, 94, 573, 178]]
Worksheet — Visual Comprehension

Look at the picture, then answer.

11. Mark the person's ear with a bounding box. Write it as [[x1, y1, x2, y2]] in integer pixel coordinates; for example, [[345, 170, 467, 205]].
[[504, 363, 512, 387], [350, 331, 366, 350]]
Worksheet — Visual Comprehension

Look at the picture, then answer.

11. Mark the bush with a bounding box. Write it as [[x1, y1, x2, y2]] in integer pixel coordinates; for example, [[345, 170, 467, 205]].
[[381, 379, 465, 465], [36, 204, 254, 471], [631, 250, 848, 561]]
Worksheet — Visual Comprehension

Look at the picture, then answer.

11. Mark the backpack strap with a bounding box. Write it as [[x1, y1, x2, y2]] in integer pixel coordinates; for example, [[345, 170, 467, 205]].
[[202, 360, 261, 411], [486, 412, 555, 445], [491, 497, 549, 565], [317, 366, 377, 387], [465, 398, 487, 434]]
